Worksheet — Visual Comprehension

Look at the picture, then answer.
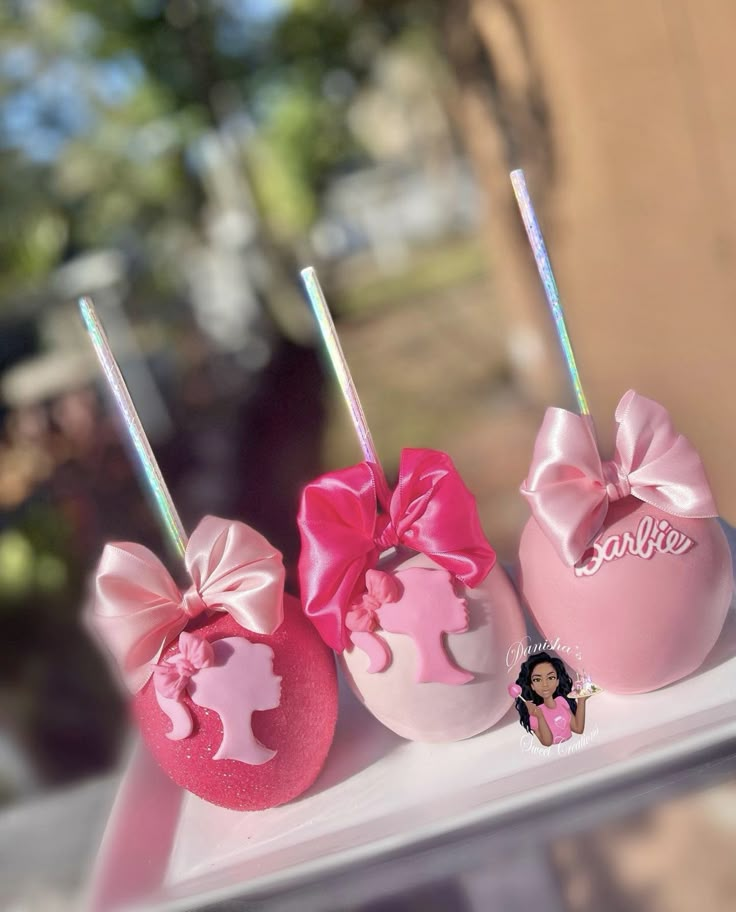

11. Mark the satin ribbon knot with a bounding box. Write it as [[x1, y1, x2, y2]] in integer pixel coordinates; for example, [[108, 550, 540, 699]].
[[603, 461, 631, 502], [375, 518, 400, 551], [298, 448, 496, 652], [521, 390, 718, 566], [181, 587, 208, 618], [87, 515, 285, 693]]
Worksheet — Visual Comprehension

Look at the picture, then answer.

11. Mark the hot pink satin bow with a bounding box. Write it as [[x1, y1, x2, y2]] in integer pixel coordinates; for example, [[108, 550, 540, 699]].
[[88, 515, 285, 693], [298, 448, 496, 651], [152, 631, 214, 700], [521, 390, 718, 566]]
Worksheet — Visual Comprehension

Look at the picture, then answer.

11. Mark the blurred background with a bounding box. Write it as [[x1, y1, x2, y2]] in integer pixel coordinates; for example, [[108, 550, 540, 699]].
[[1, 1, 735, 909]]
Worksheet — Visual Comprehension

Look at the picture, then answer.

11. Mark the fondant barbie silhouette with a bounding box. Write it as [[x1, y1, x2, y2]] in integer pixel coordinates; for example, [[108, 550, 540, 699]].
[[154, 632, 282, 765], [512, 651, 588, 746], [347, 567, 473, 684]]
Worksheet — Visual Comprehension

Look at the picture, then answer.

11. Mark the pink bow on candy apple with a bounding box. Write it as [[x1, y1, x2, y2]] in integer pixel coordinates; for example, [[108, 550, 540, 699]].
[[87, 515, 285, 692], [152, 631, 214, 701], [298, 448, 496, 652], [521, 390, 718, 566], [345, 569, 401, 634]]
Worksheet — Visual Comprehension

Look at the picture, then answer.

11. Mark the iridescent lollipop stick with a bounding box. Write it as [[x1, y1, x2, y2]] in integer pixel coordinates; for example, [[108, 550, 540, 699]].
[[78, 296, 188, 559], [510, 169, 594, 431], [300, 267, 387, 488]]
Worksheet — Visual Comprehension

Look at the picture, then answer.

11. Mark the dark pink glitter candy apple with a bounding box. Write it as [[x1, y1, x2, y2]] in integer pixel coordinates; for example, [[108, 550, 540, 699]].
[[89, 516, 338, 810]]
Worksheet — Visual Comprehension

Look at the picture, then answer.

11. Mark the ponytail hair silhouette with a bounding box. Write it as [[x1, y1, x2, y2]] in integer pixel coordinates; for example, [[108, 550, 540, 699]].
[[153, 632, 282, 765], [348, 568, 473, 685]]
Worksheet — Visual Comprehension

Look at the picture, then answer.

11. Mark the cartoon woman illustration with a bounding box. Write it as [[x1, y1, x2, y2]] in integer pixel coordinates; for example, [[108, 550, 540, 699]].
[[512, 651, 589, 746]]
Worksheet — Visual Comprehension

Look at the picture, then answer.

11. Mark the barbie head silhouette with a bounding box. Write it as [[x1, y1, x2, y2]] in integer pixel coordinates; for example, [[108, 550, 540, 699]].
[[153, 631, 282, 765], [511, 651, 590, 747], [347, 567, 473, 685]]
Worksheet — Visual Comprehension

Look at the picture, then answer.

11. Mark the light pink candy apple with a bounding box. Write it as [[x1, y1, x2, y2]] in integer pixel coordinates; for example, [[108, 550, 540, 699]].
[[340, 550, 526, 741], [517, 497, 733, 693]]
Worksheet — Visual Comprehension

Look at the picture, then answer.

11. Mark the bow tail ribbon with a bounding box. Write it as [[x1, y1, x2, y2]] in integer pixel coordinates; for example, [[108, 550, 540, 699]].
[[298, 461, 383, 652]]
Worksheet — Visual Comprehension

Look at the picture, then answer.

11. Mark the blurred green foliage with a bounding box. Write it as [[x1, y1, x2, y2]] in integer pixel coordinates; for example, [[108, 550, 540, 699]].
[[0, 501, 74, 602], [0, 0, 440, 306]]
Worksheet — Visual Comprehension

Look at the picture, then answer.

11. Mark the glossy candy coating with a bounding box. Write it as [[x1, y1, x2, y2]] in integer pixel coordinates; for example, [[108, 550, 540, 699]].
[[517, 498, 733, 693]]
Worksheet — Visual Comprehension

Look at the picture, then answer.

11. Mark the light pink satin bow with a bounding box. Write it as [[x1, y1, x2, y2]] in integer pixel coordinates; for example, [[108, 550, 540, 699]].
[[521, 390, 718, 566], [88, 515, 285, 692], [152, 631, 214, 700]]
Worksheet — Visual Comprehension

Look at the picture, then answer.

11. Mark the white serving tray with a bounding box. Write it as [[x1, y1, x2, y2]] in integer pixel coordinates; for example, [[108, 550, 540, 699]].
[[87, 528, 736, 912], [87, 624, 736, 912]]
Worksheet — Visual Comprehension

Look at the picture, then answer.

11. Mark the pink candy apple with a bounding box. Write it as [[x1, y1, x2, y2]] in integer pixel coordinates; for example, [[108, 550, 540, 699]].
[[517, 497, 733, 693], [132, 594, 338, 810], [340, 551, 526, 741]]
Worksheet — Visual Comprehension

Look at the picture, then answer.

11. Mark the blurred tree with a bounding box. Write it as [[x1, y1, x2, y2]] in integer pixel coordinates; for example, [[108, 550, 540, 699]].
[[0, 0, 445, 309], [0, 0, 456, 794]]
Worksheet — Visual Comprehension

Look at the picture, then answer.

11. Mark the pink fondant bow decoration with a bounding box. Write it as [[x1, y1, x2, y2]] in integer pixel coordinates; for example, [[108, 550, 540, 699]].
[[87, 515, 285, 692], [152, 631, 214, 701], [521, 390, 718, 566], [298, 448, 496, 651], [345, 569, 401, 634]]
